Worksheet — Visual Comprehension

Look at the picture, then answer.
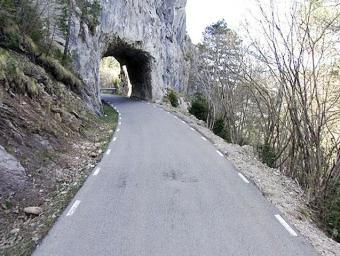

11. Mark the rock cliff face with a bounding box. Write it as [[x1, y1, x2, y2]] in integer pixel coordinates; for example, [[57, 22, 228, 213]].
[[68, 0, 191, 111]]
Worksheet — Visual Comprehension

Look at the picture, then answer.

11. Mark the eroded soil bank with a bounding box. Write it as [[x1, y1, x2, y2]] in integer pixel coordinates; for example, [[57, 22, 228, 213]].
[[0, 48, 118, 255]]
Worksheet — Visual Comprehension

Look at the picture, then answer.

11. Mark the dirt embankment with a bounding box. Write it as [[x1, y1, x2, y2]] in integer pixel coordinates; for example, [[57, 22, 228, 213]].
[[0, 49, 117, 255]]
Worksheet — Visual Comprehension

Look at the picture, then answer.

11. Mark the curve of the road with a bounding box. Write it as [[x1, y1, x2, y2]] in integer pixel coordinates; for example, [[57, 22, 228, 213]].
[[33, 96, 317, 256]]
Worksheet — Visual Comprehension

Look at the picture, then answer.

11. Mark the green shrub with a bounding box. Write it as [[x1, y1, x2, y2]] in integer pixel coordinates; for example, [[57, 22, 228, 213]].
[[113, 77, 121, 88], [323, 182, 340, 242], [257, 142, 277, 168], [212, 118, 231, 142], [0, 49, 41, 97], [0, 11, 21, 50], [15, 1, 47, 46], [78, 0, 102, 35], [189, 94, 209, 121], [0, 0, 15, 9], [213, 118, 225, 137], [168, 90, 179, 107]]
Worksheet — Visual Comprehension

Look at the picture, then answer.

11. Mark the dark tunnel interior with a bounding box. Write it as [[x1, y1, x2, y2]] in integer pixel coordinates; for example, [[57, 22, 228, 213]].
[[103, 38, 153, 100]]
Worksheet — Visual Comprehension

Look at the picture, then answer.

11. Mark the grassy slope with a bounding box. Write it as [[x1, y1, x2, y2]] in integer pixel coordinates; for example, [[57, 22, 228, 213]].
[[0, 5, 119, 254], [0, 24, 118, 256]]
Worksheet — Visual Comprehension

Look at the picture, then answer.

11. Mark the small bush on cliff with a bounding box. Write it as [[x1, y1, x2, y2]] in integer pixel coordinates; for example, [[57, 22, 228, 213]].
[[212, 119, 231, 142], [323, 182, 340, 242], [0, 49, 41, 97], [76, 0, 102, 35], [256, 142, 277, 168], [168, 90, 179, 107], [189, 94, 209, 121]]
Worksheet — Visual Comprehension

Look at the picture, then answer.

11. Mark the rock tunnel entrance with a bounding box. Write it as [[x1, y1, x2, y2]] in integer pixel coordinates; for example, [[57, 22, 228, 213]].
[[102, 39, 153, 100]]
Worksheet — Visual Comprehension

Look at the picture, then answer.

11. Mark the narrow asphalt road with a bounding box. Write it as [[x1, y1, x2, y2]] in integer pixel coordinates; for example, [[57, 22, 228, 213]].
[[33, 96, 317, 256]]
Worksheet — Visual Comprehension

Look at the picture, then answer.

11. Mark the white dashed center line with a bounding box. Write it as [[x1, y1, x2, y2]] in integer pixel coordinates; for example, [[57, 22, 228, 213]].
[[201, 136, 207, 141], [119, 121, 122, 125], [174, 116, 178, 119], [93, 167, 101, 176], [181, 120, 186, 124], [190, 127, 195, 131], [238, 173, 250, 183], [216, 150, 224, 157], [66, 200, 81, 217], [275, 215, 298, 236], [113, 137, 117, 142], [106, 149, 112, 155], [117, 128, 120, 132]]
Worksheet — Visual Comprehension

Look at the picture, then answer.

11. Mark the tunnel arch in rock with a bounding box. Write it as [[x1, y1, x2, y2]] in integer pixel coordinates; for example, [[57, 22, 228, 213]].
[[102, 38, 153, 100]]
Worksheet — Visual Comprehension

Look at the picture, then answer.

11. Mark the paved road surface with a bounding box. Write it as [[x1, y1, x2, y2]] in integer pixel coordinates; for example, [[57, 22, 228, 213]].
[[34, 96, 317, 256]]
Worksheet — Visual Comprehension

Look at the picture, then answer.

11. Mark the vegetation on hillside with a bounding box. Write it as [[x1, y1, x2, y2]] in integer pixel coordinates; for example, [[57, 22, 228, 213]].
[[0, 1, 114, 255], [168, 89, 179, 107], [189, 94, 209, 122], [57, 0, 101, 58], [190, 0, 340, 241], [0, 0, 85, 93], [100, 57, 121, 89]]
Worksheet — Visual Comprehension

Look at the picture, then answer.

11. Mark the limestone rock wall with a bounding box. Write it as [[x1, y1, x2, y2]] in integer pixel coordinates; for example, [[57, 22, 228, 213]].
[[67, 0, 192, 111]]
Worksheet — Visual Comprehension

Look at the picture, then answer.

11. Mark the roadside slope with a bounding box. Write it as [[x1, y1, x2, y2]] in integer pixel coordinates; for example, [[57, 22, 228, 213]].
[[0, 47, 118, 255], [160, 102, 340, 256]]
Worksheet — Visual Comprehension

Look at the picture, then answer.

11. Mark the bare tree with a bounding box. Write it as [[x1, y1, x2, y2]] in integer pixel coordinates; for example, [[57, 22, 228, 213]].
[[189, 0, 340, 239]]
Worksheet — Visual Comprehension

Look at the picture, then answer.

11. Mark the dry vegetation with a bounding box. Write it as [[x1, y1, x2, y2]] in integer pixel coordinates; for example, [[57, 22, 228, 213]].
[[100, 56, 121, 89], [189, 0, 340, 241]]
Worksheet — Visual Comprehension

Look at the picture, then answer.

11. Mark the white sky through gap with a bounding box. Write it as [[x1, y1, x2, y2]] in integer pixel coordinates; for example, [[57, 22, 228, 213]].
[[185, 0, 295, 44]]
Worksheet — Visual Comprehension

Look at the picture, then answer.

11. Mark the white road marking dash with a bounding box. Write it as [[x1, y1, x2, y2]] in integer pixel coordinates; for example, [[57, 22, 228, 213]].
[[106, 149, 112, 155], [190, 127, 195, 131], [216, 150, 223, 157], [117, 128, 120, 132], [201, 136, 207, 141], [119, 121, 122, 125], [181, 120, 186, 124], [66, 200, 81, 216], [113, 137, 117, 142], [238, 173, 250, 183], [275, 214, 298, 236], [93, 167, 101, 176]]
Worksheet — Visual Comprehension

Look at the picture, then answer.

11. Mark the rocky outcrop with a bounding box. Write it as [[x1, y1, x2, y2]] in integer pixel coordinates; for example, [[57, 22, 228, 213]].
[[0, 145, 27, 195], [67, 0, 192, 111]]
